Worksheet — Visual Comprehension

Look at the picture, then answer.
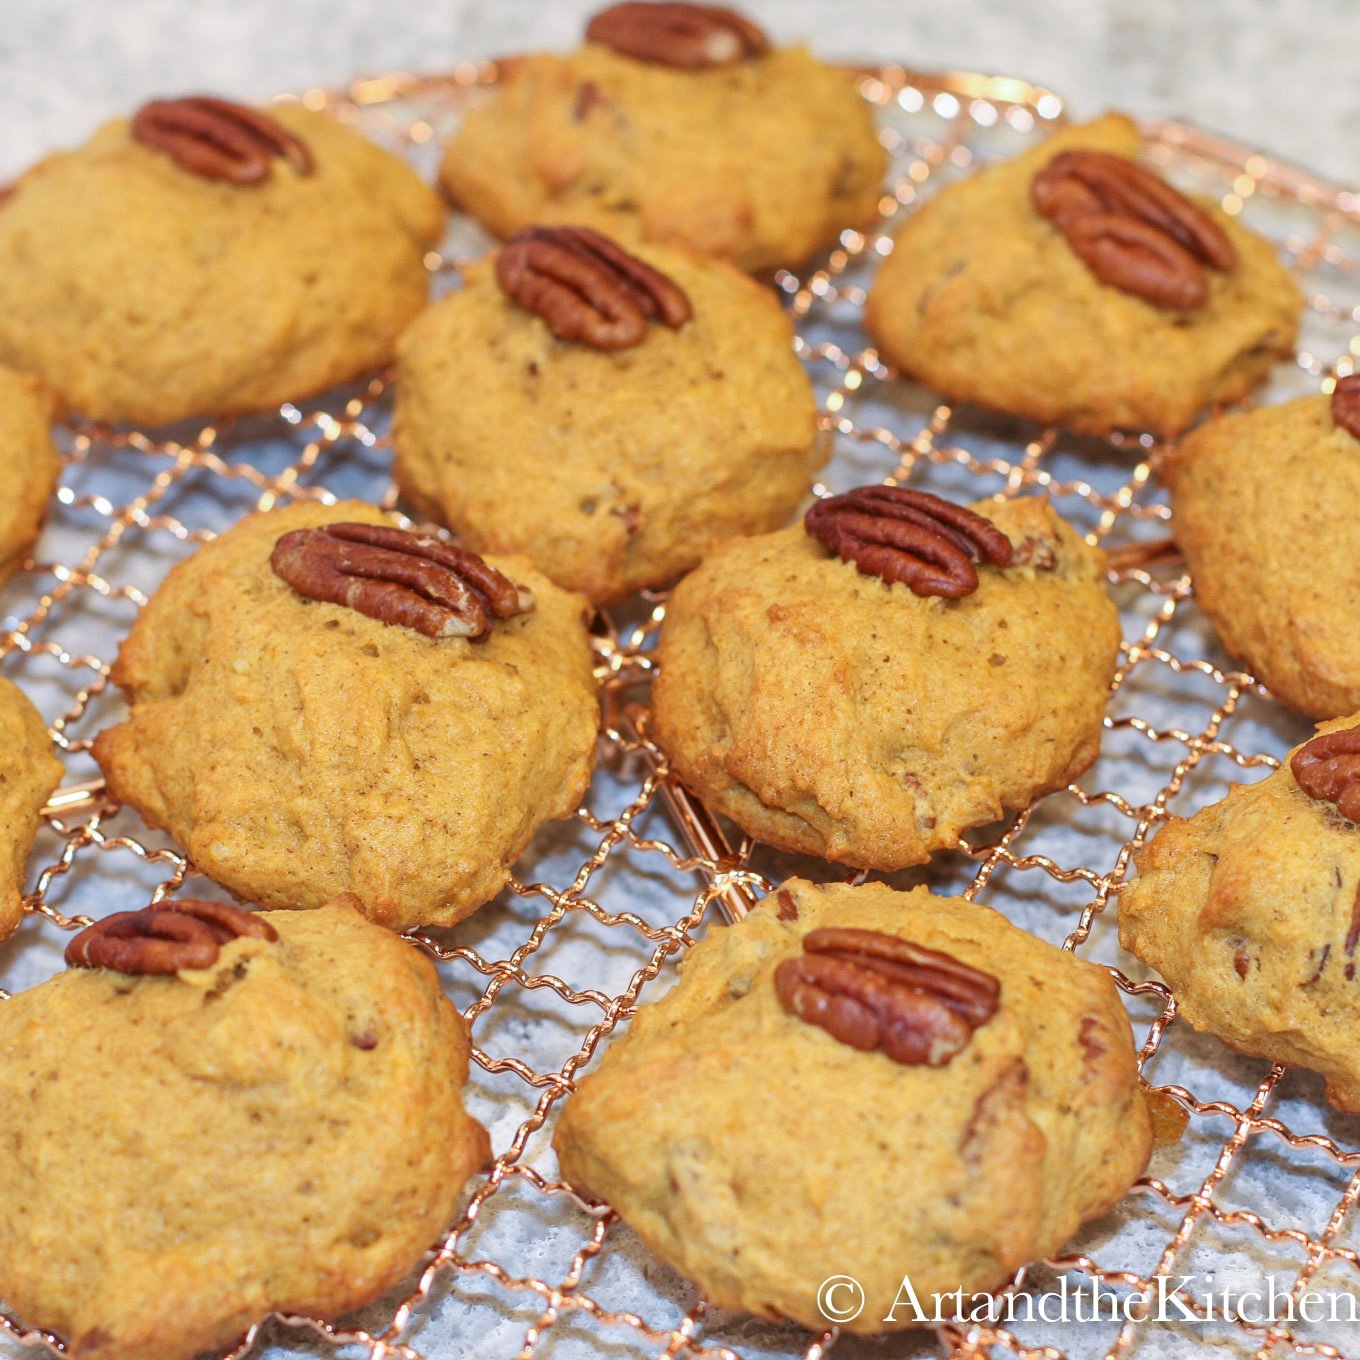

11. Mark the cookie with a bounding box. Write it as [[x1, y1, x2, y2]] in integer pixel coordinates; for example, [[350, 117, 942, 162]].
[[439, 5, 886, 273], [1166, 389, 1360, 718], [393, 227, 821, 604], [0, 896, 489, 1360], [865, 113, 1301, 436], [556, 878, 1151, 1331], [0, 97, 443, 426], [0, 678, 62, 942], [0, 364, 60, 585], [1120, 715, 1360, 1112], [651, 491, 1120, 869], [92, 501, 600, 930]]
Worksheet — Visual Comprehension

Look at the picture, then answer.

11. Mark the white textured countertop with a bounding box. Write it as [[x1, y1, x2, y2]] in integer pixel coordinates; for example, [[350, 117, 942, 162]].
[[3, 0, 1358, 184]]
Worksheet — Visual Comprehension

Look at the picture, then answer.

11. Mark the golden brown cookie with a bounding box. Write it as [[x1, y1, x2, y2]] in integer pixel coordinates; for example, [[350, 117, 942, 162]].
[[0, 99, 443, 426], [440, 12, 885, 273], [1166, 392, 1360, 718], [0, 678, 62, 942], [92, 501, 600, 930], [0, 364, 60, 585], [393, 231, 821, 604], [0, 896, 488, 1360], [1120, 715, 1360, 1112], [556, 878, 1151, 1332], [865, 113, 1301, 437], [651, 493, 1120, 869]]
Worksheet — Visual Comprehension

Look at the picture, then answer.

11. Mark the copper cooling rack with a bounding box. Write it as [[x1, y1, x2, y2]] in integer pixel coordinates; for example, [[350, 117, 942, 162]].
[[4, 60, 1360, 1360]]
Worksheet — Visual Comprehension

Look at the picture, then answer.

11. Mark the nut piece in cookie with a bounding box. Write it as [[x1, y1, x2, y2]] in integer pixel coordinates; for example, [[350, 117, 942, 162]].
[[0, 678, 62, 942], [1167, 388, 1360, 718], [652, 492, 1120, 869], [0, 97, 444, 426], [1120, 715, 1360, 1113], [555, 879, 1151, 1332], [0, 897, 489, 1360], [439, 9, 886, 273], [865, 113, 1300, 436], [394, 233, 821, 605], [0, 364, 60, 587], [92, 501, 600, 931]]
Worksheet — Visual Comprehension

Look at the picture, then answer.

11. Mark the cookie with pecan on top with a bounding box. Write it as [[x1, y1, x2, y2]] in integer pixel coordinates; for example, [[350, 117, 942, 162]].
[[1121, 715, 1360, 1112], [439, 4, 885, 273], [1166, 385, 1360, 718], [0, 97, 443, 425], [92, 500, 600, 930], [0, 896, 488, 1360], [865, 113, 1300, 436], [556, 878, 1151, 1332], [651, 492, 1120, 869], [393, 227, 822, 604]]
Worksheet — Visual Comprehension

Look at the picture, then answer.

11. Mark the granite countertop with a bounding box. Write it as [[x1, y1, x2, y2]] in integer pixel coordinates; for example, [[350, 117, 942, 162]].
[[3, 0, 1357, 183]]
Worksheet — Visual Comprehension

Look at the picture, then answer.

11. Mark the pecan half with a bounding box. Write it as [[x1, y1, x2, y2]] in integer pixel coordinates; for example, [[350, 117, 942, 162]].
[[1032, 149, 1235, 310], [1292, 726, 1360, 824], [270, 522, 535, 641], [132, 96, 313, 185], [804, 486, 1015, 598], [585, 2, 769, 68], [496, 226, 692, 350], [66, 899, 277, 976], [775, 927, 999, 1066], [1332, 374, 1360, 442]]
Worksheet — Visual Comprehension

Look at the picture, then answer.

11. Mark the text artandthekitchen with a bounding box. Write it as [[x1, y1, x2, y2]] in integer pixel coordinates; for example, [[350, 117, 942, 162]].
[[818, 1272, 1360, 1327]]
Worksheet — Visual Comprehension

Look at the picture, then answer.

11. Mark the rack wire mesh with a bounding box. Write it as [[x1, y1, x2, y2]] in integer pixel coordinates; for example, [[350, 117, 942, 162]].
[[2, 59, 1360, 1360]]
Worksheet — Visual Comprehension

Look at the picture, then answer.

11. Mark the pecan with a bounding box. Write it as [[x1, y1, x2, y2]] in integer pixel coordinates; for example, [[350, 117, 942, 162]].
[[1032, 149, 1235, 310], [66, 899, 277, 976], [496, 225, 692, 350], [132, 96, 313, 185], [585, 2, 769, 69], [270, 521, 534, 641], [804, 486, 1015, 598], [1291, 725, 1360, 824], [1332, 374, 1360, 442], [773, 927, 1000, 1067]]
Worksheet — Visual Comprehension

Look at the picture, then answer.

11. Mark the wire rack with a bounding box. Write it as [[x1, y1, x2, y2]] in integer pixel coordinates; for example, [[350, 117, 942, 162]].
[[3, 59, 1360, 1360]]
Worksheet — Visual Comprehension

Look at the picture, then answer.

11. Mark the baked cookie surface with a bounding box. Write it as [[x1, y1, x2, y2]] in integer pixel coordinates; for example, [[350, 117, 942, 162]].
[[555, 879, 1151, 1331], [92, 500, 600, 930], [0, 365, 60, 585], [1167, 393, 1360, 718], [865, 113, 1301, 436], [0, 678, 62, 942], [393, 239, 821, 604], [0, 103, 443, 426], [440, 42, 885, 273], [0, 898, 489, 1360], [651, 495, 1120, 869], [1120, 716, 1360, 1111]]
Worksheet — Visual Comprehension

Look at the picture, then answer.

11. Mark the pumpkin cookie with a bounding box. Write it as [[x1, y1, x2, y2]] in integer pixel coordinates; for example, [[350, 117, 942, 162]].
[[0, 364, 60, 586], [0, 678, 62, 942], [652, 490, 1120, 869], [0, 896, 489, 1360], [440, 4, 886, 273], [0, 96, 443, 425], [92, 501, 600, 930], [556, 878, 1151, 1332], [1121, 715, 1360, 1112], [1166, 382, 1360, 717], [865, 113, 1301, 436], [393, 226, 821, 604]]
